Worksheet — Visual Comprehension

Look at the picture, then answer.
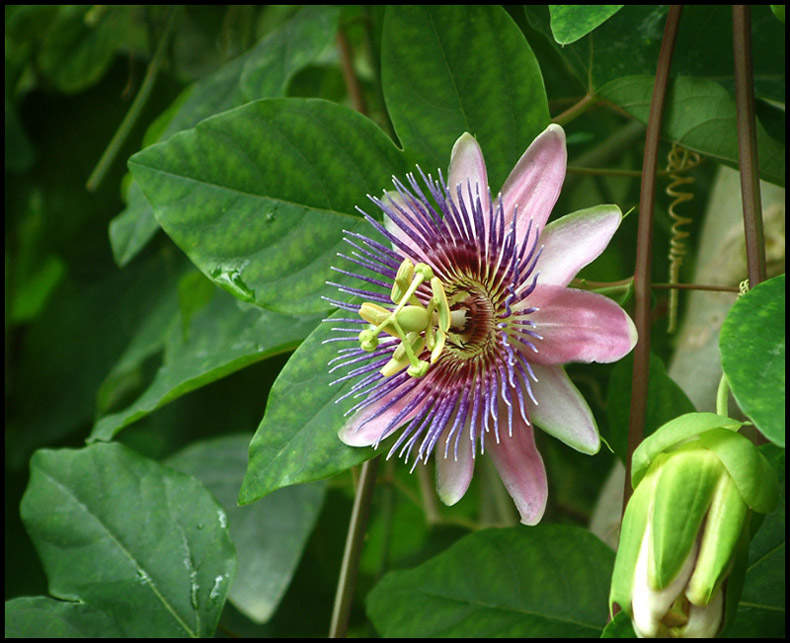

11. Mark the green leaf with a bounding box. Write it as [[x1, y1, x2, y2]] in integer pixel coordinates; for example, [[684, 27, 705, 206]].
[[549, 6, 623, 45], [111, 5, 341, 266], [367, 525, 614, 637], [720, 274, 785, 446], [606, 352, 696, 464], [6, 251, 184, 471], [381, 5, 550, 190], [90, 287, 322, 441], [597, 75, 785, 187], [14, 443, 235, 638], [238, 5, 339, 101], [526, 5, 785, 105], [239, 309, 376, 504], [601, 609, 637, 637], [5, 597, 120, 638], [94, 277, 181, 416], [37, 5, 143, 93], [166, 436, 326, 624], [8, 254, 65, 323], [129, 97, 406, 313], [725, 446, 785, 637]]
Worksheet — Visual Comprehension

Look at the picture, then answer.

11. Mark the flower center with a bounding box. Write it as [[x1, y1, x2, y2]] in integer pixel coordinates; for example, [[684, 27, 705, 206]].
[[356, 259, 463, 378], [444, 282, 497, 359]]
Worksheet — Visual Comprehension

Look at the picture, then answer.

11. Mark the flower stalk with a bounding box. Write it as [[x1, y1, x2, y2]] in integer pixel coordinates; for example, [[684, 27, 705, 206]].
[[625, 4, 683, 510]]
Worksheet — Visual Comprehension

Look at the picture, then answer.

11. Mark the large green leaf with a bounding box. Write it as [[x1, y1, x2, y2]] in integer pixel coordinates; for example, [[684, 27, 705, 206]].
[[239, 309, 376, 504], [111, 5, 341, 266], [607, 353, 696, 462], [166, 436, 326, 624], [381, 5, 550, 190], [720, 274, 785, 447], [90, 286, 322, 441], [367, 525, 614, 637], [548, 5, 623, 45], [598, 75, 785, 187], [129, 97, 405, 313], [10, 443, 235, 638]]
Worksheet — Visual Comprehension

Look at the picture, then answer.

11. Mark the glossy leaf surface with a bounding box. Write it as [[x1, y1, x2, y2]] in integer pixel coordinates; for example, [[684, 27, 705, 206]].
[[129, 98, 405, 313], [167, 436, 325, 623], [111, 5, 341, 266], [367, 525, 614, 637], [548, 5, 623, 45], [720, 274, 785, 446], [382, 5, 550, 189], [91, 287, 322, 441], [13, 443, 235, 637], [239, 310, 377, 504]]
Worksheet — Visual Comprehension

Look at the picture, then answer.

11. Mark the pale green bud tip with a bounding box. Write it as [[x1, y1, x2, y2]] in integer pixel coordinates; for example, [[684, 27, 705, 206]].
[[358, 329, 378, 352], [407, 360, 430, 378], [414, 263, 434, 280]]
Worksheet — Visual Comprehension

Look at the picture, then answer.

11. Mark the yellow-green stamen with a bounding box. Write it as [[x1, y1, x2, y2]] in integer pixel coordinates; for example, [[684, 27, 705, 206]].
[[357, 259, 455, 378]]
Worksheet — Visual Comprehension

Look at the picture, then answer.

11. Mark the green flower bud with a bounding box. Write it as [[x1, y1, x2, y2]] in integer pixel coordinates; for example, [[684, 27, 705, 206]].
[[610, 413, 778, 638], [407, 360, 430, 378], [358, 329, 379, 352]]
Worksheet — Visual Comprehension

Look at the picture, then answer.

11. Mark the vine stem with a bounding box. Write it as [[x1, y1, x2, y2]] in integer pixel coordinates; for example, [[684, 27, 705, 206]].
[[329, 457, 381, 638], [572, 278, 741, 294], [86, 6, 182, 192], [622, 5, 683, 513], [329, 32, 378, 637], [732, 5, 766, 288], [651, 282, 740, 293], [551, 92, 596, 126], [337, 28, 367, 115]]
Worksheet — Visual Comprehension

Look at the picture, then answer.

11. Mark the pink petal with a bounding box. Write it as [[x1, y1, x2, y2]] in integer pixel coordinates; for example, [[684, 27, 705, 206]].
[[527, 363, 600, 454], [447, 133, 489, 235], [535, 204, 622, 286], [382, 191, 431, 259], [501, 124, 567, 237], [338, 379, 427, 447], [435, 423, 475, 506], [487, 417, 547, 525], [524, 284, 638, 365]]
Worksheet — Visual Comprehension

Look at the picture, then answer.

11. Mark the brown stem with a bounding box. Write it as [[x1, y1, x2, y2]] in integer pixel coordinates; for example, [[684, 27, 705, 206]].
[[329, 457, 380, 638], [573, 277, 740, 293], [651, 282, 740, 293], [623, 5, 683, 513], [732, 6, 766, 288], [337, 29, 368, 116]]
